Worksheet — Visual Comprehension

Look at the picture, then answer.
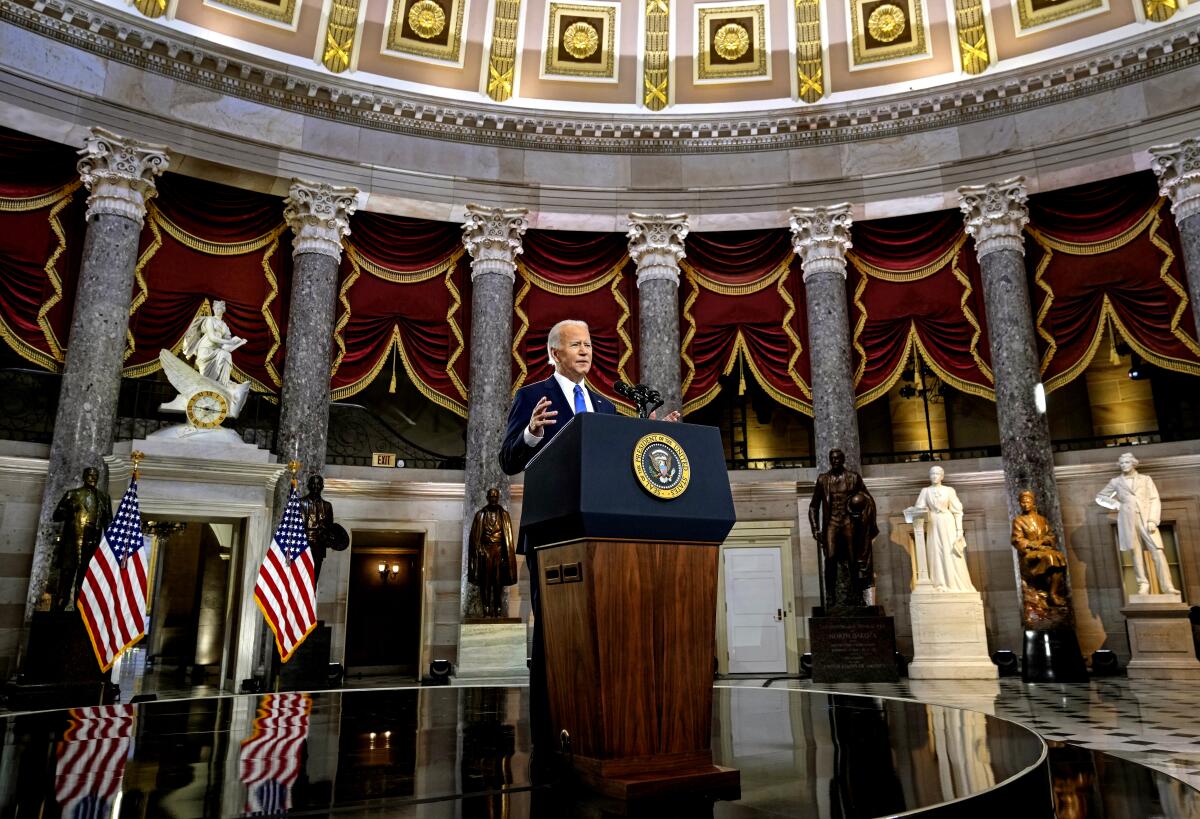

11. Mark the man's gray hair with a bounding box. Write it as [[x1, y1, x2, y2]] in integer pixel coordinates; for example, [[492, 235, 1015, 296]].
[[546, 319, 589, 367], [1119, 451, 1139, 466]]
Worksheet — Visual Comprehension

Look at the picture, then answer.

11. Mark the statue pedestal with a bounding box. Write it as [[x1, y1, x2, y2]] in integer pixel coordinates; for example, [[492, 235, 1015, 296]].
[[456, 621, 528, 681], [1122, 600, 1200, 679], [907, 590, 998, 680], [810, 606, 899, 683], [6, 612, 118, 710]]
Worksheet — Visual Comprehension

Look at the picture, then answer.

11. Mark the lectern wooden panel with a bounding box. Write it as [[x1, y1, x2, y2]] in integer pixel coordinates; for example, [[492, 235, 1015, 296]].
[[524, 414, 739, 799]]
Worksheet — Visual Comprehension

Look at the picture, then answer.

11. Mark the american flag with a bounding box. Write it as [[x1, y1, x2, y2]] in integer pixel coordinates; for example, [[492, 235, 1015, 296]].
[[55, 704, 134, 819], [239, 693, 311, 815], [78, 478, 148, 672], [254, 485, 316, 662]]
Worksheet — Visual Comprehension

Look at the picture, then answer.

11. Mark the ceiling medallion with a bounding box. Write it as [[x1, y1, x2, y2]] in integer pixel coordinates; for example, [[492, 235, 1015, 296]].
[[867, 4, 906, 43], [562, 20, 600, 59], [408, 0, 446, 39], [713, 22, 750, 61]]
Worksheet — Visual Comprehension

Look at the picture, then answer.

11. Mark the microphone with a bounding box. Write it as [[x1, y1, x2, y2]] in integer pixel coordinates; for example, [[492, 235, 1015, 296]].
[[613, 380, 636, 400], [614, 381, 661, 419]]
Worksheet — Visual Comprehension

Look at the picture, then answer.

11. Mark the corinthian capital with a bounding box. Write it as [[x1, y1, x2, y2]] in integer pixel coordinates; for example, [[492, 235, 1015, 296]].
[[788, 204, 853, 281], [76, 127, 169, 226], [1150, 138, 1200, 223], [627, 212, 689, 287], [284, 179, 359, 260], [957, 176, 1029, 259], [461, 204, 528, 282]]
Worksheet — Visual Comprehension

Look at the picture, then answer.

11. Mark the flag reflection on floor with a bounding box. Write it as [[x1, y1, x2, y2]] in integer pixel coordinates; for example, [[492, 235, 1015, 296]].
[[238, 692, 312, 815], [55, 704, 134, 819]]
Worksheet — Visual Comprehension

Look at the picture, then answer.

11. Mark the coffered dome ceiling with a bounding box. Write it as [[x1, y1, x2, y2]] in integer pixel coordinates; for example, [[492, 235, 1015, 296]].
[[79, 0, 1192, 114]]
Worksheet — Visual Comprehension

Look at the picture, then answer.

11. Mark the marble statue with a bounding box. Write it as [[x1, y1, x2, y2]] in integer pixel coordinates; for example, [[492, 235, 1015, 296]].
[[468, 487, 517, 618], [1095, 452, 1179, 597], [1011, 490, 1069, 625], [50, 467, 112, 612], [299, 474, 348, 584], [158, 300, 252, 423], [809, 449, 878, 608], [914, 466, 975, 592]]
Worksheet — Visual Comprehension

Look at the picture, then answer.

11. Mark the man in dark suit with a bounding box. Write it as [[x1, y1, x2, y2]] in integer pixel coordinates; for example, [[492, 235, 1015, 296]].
[[499, 319, 616, 747]]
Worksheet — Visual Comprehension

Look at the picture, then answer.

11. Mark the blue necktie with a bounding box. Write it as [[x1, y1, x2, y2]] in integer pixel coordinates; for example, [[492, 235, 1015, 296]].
[[573, 384, 587, 414]]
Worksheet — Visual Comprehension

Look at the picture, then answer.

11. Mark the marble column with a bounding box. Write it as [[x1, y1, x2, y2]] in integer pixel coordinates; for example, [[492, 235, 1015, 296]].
[[789, 204, 861, 471], [278, 179, 358, 490], [26, 128, 168, 623], [460, 205, 527, 618], [1150, 138, 1200, 335], [627, 213, 688, 415]]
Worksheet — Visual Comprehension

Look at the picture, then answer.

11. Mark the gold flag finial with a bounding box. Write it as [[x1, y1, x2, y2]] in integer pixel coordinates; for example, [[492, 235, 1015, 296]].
[[287, 459, 301, 489], [130, 450, 145, 481]]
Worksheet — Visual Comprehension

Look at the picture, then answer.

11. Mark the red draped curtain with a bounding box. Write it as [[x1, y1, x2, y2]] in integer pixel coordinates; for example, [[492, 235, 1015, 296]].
[[847, 210, 993, 405], [512, 230, 637, 413], [0, 127, 85, 371], [680, 230, 811, 415], [1027, 172, 1200, 391], [332, 212, 470, 414], [123, 174, 291, 392]]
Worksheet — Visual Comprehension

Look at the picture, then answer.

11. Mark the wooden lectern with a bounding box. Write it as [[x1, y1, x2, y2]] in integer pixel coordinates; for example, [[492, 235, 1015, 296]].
[[523, 413, 739, 799]]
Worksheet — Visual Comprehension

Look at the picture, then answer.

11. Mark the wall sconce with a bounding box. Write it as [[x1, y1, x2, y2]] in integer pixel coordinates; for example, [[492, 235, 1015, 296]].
[[377, 561, 401, 582]]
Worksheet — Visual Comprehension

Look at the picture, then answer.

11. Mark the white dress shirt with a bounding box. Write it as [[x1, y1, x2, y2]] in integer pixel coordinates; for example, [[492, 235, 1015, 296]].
[[523, 372, 593, 447]]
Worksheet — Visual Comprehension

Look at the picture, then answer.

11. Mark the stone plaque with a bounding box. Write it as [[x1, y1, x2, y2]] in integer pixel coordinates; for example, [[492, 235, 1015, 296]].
[[810, 614, 900, 683]]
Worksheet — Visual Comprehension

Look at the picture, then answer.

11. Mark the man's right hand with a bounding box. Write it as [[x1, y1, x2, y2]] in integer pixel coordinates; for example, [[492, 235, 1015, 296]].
[[527, 397, 557, 438]]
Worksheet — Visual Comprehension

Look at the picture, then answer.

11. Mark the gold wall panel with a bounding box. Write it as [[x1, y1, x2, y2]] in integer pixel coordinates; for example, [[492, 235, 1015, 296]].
[[953, 0, 989, 74], [1142, 0, 1177, 22], [205, 0, 298, 26], [643, 0, 671, 110], [133, 0, 170, 19], [793, 0, 823, 102], [848, 0, 928, 67], [1013, 0, 1104, 32], [695, 2, 768, 83], [485, 0, 522, 100], [542, 1, 618, 80], [384, 0, 466, 63]]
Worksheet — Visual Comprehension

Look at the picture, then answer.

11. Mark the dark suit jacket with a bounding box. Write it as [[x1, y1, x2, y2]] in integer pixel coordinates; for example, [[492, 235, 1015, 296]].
[[498, 376, 616, 555]]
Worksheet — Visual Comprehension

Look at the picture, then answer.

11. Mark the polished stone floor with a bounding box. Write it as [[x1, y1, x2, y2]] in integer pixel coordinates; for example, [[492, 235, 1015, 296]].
[[0, 680, 1197, 817]]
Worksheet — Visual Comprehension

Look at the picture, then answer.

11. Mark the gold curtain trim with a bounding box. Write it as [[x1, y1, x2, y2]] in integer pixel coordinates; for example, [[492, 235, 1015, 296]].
[[847, 234, 967, 283], [1027, 203, 1160, 256], [330, 326, 468, 417], [346, 245, 465, 284], [511, 272, 532, 395], [153, 204, 286, 255], [679, 257, 789, 296], [853, 328, 915, 408], [330, 257, 360, 379], [912, 331, 995, 401], [851, 268, 870, 388], [775, 261, 811, 400], [445, 264, 468, 401], [0, 314, 62, 371], [1148, 205, 1200, 359], [0, 181, 81, 212], [124, 214, 162, 363], [35, 189, 78, 362], [609, 266, 637, 415], [680, 267, 700, 400], [260, 233, 283, 387], [516, 255, 628, 296], [951, 250, 995, 386]]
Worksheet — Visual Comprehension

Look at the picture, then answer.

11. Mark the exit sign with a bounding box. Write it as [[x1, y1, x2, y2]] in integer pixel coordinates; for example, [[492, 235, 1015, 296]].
[[372, 452, 396, 467]]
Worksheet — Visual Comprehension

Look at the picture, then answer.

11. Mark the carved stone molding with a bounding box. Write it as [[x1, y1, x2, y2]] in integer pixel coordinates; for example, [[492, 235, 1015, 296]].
[[957, 177, 1030, 259], [627, 212, 689, 287], [1150, 138, 1200, 223], [461, 204, 528, 281], [788, 204, 853, 281], [75, 127, 169, 225], [283, 179, 359, 259], [2, 0, 1199, 155]]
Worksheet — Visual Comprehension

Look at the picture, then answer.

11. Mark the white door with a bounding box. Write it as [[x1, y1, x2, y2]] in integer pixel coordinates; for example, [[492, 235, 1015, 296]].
[[724, 546, 787, 674]]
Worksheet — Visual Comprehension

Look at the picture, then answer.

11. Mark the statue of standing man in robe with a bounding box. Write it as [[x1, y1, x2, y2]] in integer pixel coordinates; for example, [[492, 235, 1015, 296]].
[[468, 488, 517, 617], [1095, 452, 1179, 597]]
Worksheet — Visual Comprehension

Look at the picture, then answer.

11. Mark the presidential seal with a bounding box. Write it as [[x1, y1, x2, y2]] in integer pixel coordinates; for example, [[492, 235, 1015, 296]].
[[632, 433, 691, 500]]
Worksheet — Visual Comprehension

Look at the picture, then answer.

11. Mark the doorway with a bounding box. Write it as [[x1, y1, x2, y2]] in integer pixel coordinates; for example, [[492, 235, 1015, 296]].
[[717, 522, 799, 676], [344, 531, 424, 677]]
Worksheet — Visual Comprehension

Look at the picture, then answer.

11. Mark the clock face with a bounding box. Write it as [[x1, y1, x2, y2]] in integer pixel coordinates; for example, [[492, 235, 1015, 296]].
[[187, 390, 229, 429]]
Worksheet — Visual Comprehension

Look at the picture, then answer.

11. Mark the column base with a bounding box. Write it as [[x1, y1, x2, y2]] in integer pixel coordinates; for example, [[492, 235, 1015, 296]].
[[810, 608, 899, 683], [1022, 627, 1088, 683], [456, 622, 529, 680], [1122, 601, 1200, 680], [908, 590, 998, 680]]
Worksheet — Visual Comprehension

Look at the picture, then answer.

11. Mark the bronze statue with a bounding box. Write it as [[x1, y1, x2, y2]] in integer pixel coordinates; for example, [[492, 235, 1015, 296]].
[[1011, 490, 1069, 625], [809, 449, 878, 608], [299, 475, 348, 583], [50, 467, 112, 611], [468, 488, 516, 618]]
